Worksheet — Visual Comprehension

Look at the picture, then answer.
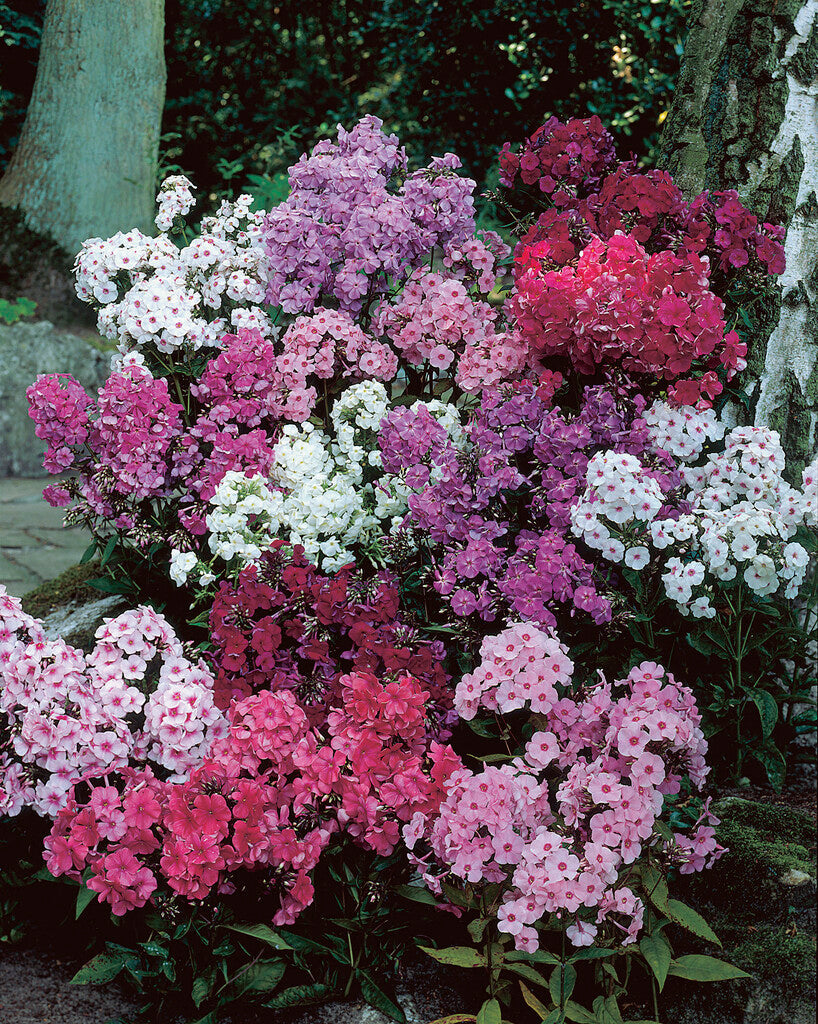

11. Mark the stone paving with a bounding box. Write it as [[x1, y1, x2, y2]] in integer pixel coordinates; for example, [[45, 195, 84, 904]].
[[0, 477, 91, 597]]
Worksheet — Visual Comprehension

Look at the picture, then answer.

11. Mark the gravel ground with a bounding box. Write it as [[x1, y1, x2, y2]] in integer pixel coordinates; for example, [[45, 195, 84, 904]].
[[0, 950, 136, 1024]]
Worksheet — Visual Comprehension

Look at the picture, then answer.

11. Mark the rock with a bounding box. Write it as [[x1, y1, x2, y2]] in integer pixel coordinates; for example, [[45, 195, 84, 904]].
[[40, 594, 126, 650], [780, 869, 814, 887], [0, 320, 108, 477]]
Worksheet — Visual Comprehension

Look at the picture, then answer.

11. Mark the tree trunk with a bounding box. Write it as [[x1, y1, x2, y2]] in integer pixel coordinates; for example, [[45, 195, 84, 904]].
[[659, 0, 818, 469], [0, 0, 166, 256]]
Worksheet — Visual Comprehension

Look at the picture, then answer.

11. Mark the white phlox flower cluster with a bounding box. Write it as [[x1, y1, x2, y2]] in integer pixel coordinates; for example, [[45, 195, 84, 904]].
[[75, 179, 273, 355], [651, 429, 817, 617], [641, 400, 726, 462], [155, 175, 196, 231], [570, 451, 665, 570]]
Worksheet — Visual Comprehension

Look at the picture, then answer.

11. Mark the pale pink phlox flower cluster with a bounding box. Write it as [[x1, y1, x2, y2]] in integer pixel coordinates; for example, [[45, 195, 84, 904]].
[[371, 267, 527, 392], [279, 307, 398, 387], [454, 621, 574, 721], [408, 650, 713, 953], [155, 175, 196, 231], [0, 596, 224, 817]]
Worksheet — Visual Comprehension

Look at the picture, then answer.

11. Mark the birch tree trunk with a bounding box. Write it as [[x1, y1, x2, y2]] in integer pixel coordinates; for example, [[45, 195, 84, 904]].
[[0, 0, 166, 256], [659, 0, 818, 468]]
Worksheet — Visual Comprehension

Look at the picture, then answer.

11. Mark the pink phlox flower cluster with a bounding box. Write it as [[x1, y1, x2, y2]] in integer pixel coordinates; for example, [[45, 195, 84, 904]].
[[45, 678, 460, 924], [0, 602, 224, 817], [441, 232, 511, 293], [455, 622, 573, 721], [408, 657, 710, 952], [672, 799, 727, 874], [279, 308, 398, 387], [371, 267, 525, 391]]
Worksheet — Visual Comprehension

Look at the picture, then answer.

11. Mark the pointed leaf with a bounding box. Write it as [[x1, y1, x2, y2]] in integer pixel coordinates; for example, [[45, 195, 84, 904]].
[[359, 971, 406, 1023], [549, 962, 577, 1005], [666, 899, 721, 946], [476, 999, 502, 1024], [223, 922, 291, 949], [426, 1016, 477, 1024], [419, 945, 484, 968], [639, 931, 672, 990], [668, 955, 751, 982], [235, 960, 285, 995], [394, 883, 438, 906], [518, 981, 552, 1020], [75, 885, 95, 920], [263, 982, 335, 1009], [70, 952, 131, 985], [751, 745, 786, 791], [563, 1001, 597, 1023], [751, 690, 778, 739], [506, 962, 549, 986]]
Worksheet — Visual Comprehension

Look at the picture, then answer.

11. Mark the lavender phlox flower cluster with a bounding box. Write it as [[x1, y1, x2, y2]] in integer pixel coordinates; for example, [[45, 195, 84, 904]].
[[0, 594, 224, 817], [262, 116, 478, 315]]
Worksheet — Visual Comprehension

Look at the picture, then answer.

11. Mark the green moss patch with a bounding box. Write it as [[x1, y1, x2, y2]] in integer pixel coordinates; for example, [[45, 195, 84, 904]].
[[21, 560, 101, 619]]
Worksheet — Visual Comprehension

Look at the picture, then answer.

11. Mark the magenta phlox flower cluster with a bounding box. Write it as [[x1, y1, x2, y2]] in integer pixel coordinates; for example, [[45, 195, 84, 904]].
[[45, 675, 461, 922], [263, 117, 477, 315], [26, 374, 93, 474], [406, 657, 714, 952], [511, 233, 745, 396], [0, 595, 224, 818]]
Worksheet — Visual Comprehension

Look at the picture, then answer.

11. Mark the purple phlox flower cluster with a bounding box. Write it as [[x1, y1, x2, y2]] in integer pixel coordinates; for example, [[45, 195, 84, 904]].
[[406, 656, 715, 953], [0, 593, 225, 818]]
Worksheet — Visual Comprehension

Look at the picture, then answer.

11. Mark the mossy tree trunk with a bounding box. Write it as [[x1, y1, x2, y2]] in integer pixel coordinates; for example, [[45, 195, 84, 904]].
[[659, 0, 818, 468], [0, 0, 166, 256]]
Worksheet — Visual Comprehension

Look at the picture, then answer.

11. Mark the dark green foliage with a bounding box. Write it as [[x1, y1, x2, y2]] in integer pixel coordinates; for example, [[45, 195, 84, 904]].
[[1, 1, 690, 199], [0, 0, 44, 167]]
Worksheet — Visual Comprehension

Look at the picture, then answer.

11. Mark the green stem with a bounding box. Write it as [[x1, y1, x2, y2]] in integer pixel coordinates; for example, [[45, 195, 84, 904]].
[[652, 975, 661, 1022]]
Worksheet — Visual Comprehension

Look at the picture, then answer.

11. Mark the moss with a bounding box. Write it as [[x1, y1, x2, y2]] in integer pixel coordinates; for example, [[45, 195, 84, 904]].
[[730, 928, 816, 992], [20, 560, 101, 619], [790, 17, 818, 85]]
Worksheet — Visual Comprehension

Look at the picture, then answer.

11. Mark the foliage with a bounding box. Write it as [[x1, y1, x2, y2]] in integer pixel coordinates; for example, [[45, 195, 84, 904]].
[[0, 294, 36, 323], [1, 1, 689, 197]]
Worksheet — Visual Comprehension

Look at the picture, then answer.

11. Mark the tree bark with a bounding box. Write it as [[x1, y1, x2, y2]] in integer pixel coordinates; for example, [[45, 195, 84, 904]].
[[659, 0, 818, 468], [0, 0, 166, 256]]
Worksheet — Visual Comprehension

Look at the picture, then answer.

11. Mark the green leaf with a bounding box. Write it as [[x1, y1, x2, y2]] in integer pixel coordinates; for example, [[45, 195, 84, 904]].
[[100, 536, 117, 568], [223, 922, 292, 949], [263, 982, 335, 1009], [563, 1001, 597, 1023], [750, 744, 786, 791], [75, 886, 95, 920], [506, 949, 560, 966], [751, 690, 778, 738], [467, 917, 490, 944], [426, 1016, 478, 1024], [70, 951, 131, 985], [235, 959, 285, 995], [191, 974, 213, 1008], [476, 998, 502, 1024], [549, 963, 577, 1006], [668, 955, 751, 982], [639, 863, 670, 914], [518, 981, 552, 1020], [419, 945, 484, 968], [639, 932, 672, 990], [568, 947, 618, 962], [506, 962, 549, 987], [359, 972, 406, 1023], [79, 542, 98, 565], [667, 900, 721, 946], [652, 819, 674, 843], [394, 883, 438, 906]]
